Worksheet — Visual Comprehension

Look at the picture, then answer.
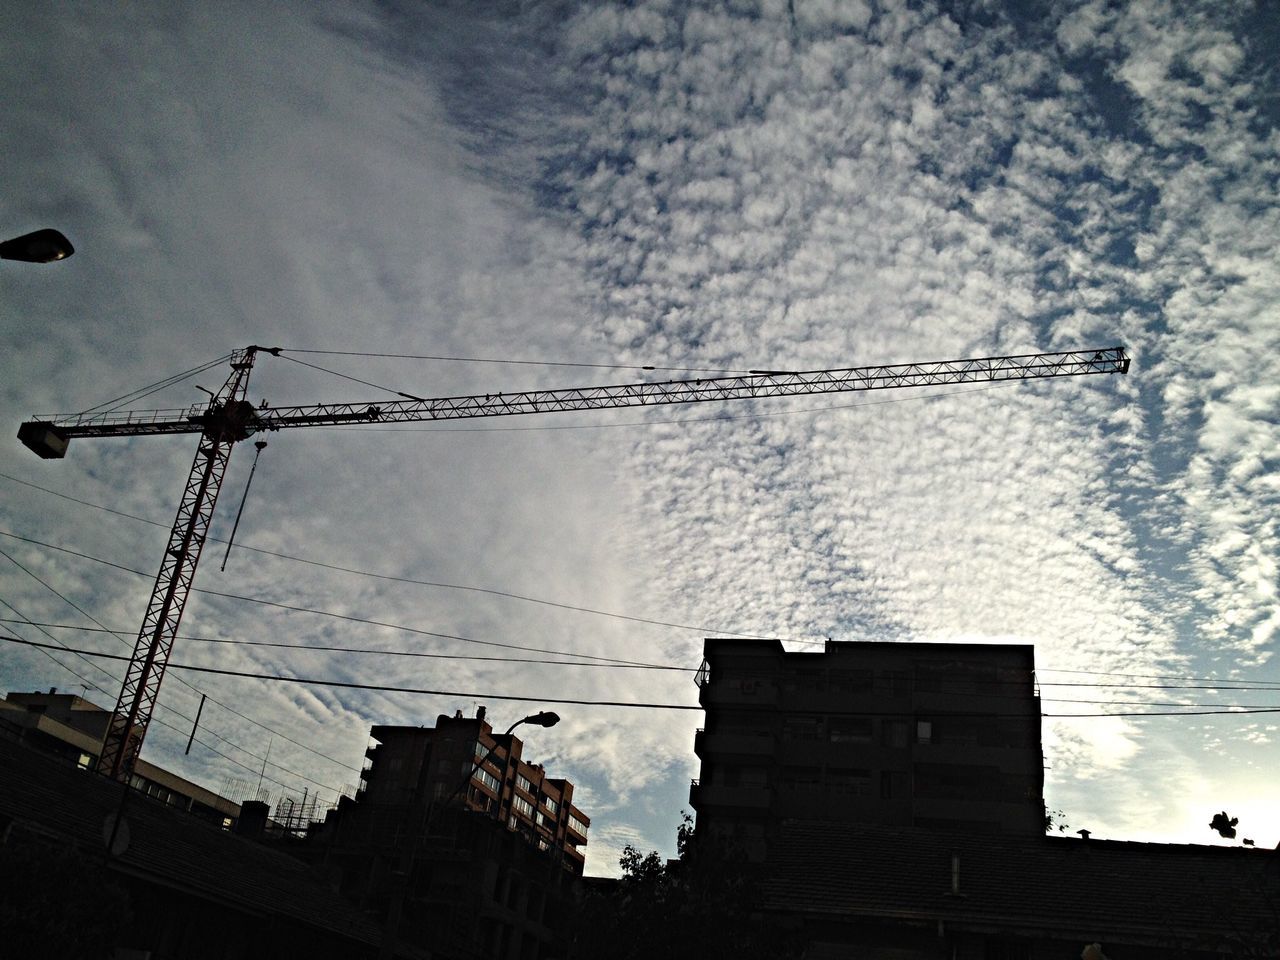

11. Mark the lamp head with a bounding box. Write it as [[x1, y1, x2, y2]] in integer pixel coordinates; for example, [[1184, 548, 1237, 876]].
[[523, 711, 560, 728], [0, 229, 75, 263]]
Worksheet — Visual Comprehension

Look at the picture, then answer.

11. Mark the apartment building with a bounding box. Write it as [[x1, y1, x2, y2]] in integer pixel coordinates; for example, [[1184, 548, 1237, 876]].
[[308, 707, 589, 958], [0, 688, 241, 826], [352, 706, 589, 872], [691, 639, 1044, 857]]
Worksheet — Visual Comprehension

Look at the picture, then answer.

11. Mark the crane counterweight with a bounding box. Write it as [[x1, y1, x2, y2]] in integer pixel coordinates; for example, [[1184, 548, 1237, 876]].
[[17, 420, 70, 459]]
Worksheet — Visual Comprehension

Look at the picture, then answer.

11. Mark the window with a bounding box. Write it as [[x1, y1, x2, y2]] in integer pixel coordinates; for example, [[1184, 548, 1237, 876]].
[[783, 716, 822, 740], [76, 752, 93, 770], [884, 720, 909, 748], [781, 766, 822, 788], [542, 797, 557, 814], [913, 762, 1005, 801], [830, 669, 873, 693], [512, 794, 534, 818], [916, 720, 933, 745], [827, 768, 871, 795], [516, 774, 532, 794], [829, 719, 873, 743], [473, 767, 501, 793], [568, 813, 589, 836], [880, 770, 908, 799]]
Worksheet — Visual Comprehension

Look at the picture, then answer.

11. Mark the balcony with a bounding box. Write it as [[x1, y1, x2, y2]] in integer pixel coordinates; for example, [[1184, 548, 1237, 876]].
[[698, 677, 778, 709], [688, 779, 772, 811], [693, 728, 774, 759]]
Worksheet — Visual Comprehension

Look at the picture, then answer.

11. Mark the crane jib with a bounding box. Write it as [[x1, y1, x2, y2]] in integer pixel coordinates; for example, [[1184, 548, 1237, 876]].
[[19, 346, 1129, 449]]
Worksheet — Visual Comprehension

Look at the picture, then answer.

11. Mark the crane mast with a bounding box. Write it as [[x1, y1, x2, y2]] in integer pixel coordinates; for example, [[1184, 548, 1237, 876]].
[[18, 345, 1129, 780]]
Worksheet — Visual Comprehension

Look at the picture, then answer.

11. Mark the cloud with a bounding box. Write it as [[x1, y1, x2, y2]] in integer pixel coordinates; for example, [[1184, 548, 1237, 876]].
[[2, 0, 1276, 871]]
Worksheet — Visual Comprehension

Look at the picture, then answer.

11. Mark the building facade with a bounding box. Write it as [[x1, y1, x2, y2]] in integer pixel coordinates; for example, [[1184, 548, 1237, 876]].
[[764, 819, 1279, 960], [0, 688, 241, 827], [691, 639, 1044, 856], [354, 707, 589, 871], [308, 707, 590, 959]]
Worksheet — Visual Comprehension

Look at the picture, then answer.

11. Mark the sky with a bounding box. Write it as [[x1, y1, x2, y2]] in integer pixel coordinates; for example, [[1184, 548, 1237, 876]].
[[1, 1, 1277, 874]]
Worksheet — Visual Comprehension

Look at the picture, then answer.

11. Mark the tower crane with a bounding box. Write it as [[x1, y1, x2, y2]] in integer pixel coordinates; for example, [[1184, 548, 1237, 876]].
[[17, 344, 1130, 780]]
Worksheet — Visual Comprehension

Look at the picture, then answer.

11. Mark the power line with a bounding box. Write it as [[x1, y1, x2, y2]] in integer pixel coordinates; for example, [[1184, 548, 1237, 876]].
[[278, 347, 757, 376], [6, 494, 1279, 690], [5, 636, 1280, 719], [0, 547, 359, 775], [0, 611, 345, 796], [0, 485, 768, 640], [0, 527, 688, 667], [10, 620, 1280, 701], [0, 620, 687, 671]]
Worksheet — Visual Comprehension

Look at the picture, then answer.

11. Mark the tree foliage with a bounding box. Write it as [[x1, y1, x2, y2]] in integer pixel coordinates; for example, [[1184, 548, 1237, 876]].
[[572, 814, 799, 960]]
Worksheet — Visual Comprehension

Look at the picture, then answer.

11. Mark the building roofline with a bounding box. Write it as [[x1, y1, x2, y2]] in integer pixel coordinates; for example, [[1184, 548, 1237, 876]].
[[702, 637, 1037, 657]]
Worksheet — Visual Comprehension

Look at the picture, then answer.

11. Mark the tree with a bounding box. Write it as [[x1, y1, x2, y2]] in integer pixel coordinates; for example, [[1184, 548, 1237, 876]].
[[1209, 810, 1239, 839], [571, 814, 799, 960]]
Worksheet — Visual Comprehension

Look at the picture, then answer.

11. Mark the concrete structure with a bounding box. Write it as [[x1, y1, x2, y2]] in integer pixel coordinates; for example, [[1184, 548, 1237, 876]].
[[307, 708, 589, 959], [765, 819, 1279, 959], [691, 639, 1044, 857], [0, 734, 396, 959], [355, 707, 589, 871], [0, 688, 241, 827]]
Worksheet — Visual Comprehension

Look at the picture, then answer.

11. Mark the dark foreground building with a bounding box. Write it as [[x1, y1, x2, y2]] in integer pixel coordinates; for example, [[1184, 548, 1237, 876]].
[[308, 708, 590, 959], [1, 688, 242, 826], [766, 819, 1279, 959], [0, 735, 389, 959], [683, 639, 1278, 958], [692, 639, 1045, 858]]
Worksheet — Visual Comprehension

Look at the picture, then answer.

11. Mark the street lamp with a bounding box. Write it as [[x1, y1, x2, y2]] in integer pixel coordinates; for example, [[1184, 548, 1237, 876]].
[[450, 710, 560, 812], [0, 228, 75, 263]]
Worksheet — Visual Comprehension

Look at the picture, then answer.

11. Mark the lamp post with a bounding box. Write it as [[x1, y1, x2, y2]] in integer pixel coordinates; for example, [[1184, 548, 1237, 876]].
[[444, 710, 560, 816], [0, 229, 75, 263]]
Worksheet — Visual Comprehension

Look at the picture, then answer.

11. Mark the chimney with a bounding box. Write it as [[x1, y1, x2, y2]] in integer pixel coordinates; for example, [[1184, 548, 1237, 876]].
[[48, 687, 57, 695], [235, 800, 269, 839], [477, 706, 486, 722]]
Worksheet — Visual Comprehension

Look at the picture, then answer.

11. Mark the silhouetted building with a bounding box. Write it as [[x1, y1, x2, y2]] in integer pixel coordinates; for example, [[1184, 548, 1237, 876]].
[[0, 688, 241, 827], [308, 707, 589, 958], [691, 640, 1044, 858], [0, 735, 391, 959], [354, 707, 589, 871], [765, 819, 1279, 959]]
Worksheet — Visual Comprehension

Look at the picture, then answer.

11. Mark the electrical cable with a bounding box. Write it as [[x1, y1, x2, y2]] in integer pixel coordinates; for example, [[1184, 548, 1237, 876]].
[[6, 529, 1280, 691], [0, 602, 343, 796], [0, 621, 688, 670], [0, 528, 689, 667], [9, 620, 1280, 702], [74, 354, 233, 415], [278, 346, 759, 376], [0, 483, 769, 640], [0, 547, 360, 775], [5, 636, 1280, 719]]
